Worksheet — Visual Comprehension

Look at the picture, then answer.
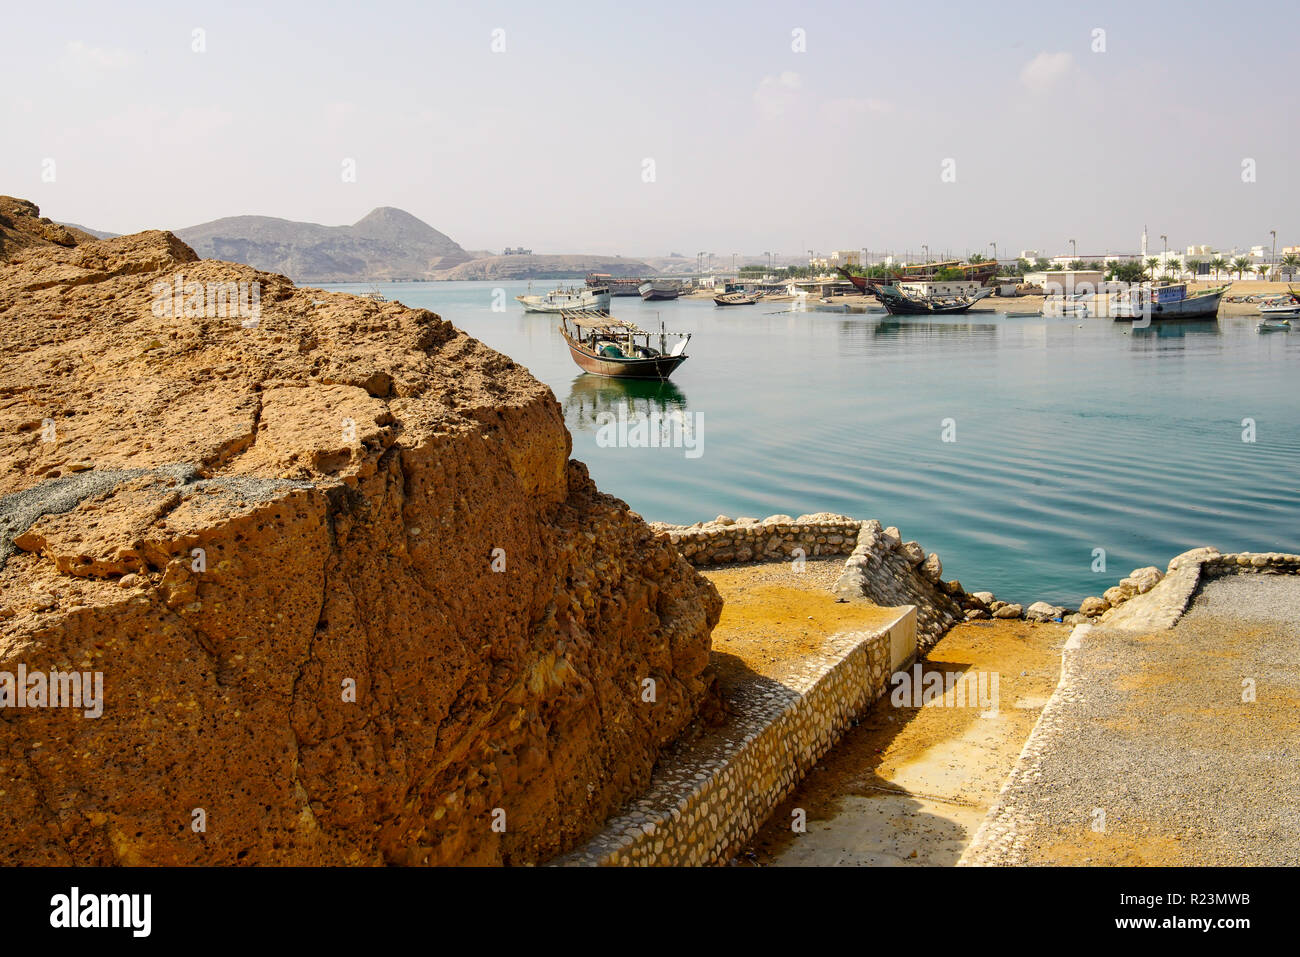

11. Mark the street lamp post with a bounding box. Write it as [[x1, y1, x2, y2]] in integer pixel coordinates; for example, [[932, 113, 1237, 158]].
[[921, 244, 929, 263], [1271, 230, 1277, 281], [1160, 235, 1167, 278], [991, 241, 997, 263]]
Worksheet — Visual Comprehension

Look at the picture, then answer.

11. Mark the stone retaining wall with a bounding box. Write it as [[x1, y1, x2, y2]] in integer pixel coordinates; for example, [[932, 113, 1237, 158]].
[[1097, 548, 1300, 631], [555, 607, 916, 866], [650, 513, 863, 566]]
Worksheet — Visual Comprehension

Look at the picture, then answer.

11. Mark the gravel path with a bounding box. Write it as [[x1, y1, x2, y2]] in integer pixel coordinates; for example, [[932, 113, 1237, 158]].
[[963, 574, 1300, 866]]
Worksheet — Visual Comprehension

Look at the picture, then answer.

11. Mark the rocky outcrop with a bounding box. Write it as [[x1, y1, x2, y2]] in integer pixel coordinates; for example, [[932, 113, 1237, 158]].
[[0, 196, 97, 259], [0, 206, 720, 865]]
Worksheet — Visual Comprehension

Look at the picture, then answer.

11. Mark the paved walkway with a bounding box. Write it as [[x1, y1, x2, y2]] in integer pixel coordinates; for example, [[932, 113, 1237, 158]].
[[963, 575, 1300, 865]]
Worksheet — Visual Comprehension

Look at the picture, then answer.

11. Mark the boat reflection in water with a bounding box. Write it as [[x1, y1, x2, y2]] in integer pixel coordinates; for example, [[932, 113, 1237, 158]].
[[562, 374, 688, 436]]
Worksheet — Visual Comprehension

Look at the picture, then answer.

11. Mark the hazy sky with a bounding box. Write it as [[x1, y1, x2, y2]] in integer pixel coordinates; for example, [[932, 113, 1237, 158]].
[[5, 0, 1296, 259]]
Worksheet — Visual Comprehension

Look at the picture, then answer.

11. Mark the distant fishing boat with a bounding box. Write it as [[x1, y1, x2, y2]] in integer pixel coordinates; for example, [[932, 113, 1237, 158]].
[[1112, 283, 1229, 321], [1258, 317, 1291, 332], [559, 310, 690, 379], [585, 274, 644, 296], [638, 280, 682, 301], [1259, 289, 1300, 319], [713, 291, 760, 306], [874, 283, 993, 315], [517, 285, 611, 313]]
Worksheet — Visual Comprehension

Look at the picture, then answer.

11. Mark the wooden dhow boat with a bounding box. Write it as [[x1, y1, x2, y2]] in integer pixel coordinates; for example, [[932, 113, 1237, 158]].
[[835, 260, 999, 295], [559, 310, 690, 380], [874, 283, 994, 315], [713, 291, 761, 306], [638, 279, 682, 301]]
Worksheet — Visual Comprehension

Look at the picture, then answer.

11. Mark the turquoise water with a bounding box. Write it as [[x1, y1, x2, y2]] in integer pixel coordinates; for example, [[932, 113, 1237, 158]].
[[322, 281, 1300, 606]]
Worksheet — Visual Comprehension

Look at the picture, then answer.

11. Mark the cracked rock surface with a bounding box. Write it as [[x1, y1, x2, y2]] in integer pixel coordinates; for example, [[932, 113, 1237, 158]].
[[0, 198, 720, 865]]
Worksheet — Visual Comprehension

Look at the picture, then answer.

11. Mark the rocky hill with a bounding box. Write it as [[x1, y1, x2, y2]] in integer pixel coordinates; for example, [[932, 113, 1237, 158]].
[[0, 198, 720, 865], [0, 196, 99, 258], [176, 206, 472, 282], [437, 254, 655, 281]]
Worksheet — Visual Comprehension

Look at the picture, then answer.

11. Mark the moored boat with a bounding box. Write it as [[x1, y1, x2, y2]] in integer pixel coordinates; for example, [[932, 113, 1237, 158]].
[[559, 310, 690, 379], [1112, 283, 1229, 321], [1259, 291, 1300, 319], [638, 280, 682, 301], [874, 283, 993, 315], [517, 285, 611, 313], [1258, 316, 1292, 331], [835, 260, 998, 295], [586, 274, 644, 296], [713, 291, 760, 306]]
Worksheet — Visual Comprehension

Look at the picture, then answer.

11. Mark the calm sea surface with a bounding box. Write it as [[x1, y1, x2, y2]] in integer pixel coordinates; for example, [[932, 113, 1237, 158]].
[[320, 281, 1299, 606]]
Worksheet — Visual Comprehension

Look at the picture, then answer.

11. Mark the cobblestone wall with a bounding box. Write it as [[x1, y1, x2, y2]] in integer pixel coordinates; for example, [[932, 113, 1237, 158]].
[[650, 513, 864, 566], [555, 608, 916, 866]]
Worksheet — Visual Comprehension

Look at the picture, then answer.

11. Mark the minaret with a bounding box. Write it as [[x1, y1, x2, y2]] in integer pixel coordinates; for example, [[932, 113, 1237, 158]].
[[1141, 225, 1148, 257]]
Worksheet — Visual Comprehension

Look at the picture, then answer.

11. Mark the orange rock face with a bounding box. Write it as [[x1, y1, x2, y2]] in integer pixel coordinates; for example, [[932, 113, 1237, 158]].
[[0, 200, 720, 864]]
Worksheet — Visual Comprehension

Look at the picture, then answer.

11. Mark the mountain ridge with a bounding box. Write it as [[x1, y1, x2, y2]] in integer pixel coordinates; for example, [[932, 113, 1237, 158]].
[[176, 206, 472, 281]]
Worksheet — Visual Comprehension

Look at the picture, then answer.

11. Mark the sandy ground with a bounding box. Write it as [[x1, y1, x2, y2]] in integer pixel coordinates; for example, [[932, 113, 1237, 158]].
[[699, 559, 900, 687], [697, 558, 1070, 867]]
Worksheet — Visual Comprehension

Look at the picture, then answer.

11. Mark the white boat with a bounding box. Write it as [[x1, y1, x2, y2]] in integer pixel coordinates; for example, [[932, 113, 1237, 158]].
[[1258, 316, 1291, 332], [1259, 298, 1300, 319], [516, 285, 611, 313]]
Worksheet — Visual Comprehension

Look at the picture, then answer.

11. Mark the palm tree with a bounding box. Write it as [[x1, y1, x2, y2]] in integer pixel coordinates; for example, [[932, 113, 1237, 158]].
[[1282, 252, 1300, 281], [1145, 257, 1160, 282], [1165, 256, 1182, 280], [1210, 256, 1228, 281], [969, 253, 986, 264], [1185, 258, 1202, 281], [1015, 257, 1031, 276], [1231, 256, 1251, 280]]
